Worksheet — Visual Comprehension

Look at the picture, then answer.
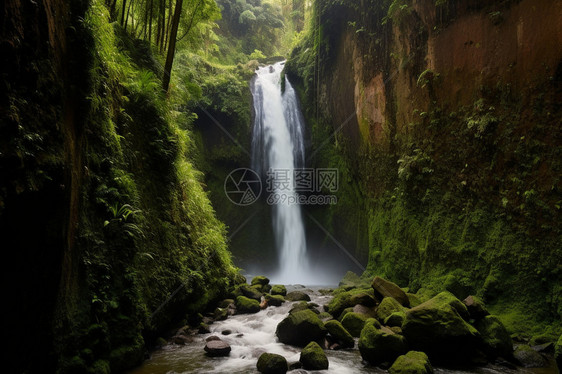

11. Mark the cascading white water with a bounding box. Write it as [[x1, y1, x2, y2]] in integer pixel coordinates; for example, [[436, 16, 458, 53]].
[[251, 61, 308, 284]]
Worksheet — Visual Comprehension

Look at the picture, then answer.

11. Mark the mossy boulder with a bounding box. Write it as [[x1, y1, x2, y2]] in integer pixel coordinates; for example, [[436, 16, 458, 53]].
[[389, 351, 434, 374], [219, 299, 235, 308], [555, 335, 561, 372], [430, 292, 470, 321], [236, 296, 261, 314], [257, 353, 288, 374], [252, 284, 272, 294], [276, 309, 327, 347], [372, 276, 410, 306], [251, 275, 270, 286], [401, 294, 481, 363], [341, 312, 369, 337], [214, 307, 228, 321], [513, 345, 548, 368], [325, 320, 354, 348], [359, 319, 408, 365], [529, 334, 553, 346], [299, 341, 329, 370], [339, 271, 368, 288], [350, 292, 377, 307], [407, 293, 422, 308], [337, 307, 354, 321], [271, 285, 287, 296], [325, 288, 374, 318], [474, 315, 513, 359], [376, 297, 405, 322], [237, 284, 263, 301], [289, 301, 318, 314], [265, 294, 285, 307], [286, 291, 311, 301], [463, 295, 489, 320], [415, 288, 437, 303], [385, 311, 406, 327]]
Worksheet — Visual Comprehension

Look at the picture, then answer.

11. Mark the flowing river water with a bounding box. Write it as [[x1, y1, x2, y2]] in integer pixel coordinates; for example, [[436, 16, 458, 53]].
[[129, 287, 555, 374]]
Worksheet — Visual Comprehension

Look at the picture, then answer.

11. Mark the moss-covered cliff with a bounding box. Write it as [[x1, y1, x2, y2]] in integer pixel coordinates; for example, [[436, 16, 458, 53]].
[[1, 0, 238, 372], [287, 0, 562, 337]]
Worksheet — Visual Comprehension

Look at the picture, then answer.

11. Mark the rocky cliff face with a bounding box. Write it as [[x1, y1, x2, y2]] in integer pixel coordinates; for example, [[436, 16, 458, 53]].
[[287, 0, 562, 330]]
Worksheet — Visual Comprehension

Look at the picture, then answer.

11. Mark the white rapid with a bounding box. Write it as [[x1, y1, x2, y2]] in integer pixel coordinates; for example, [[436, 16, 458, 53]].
[[251, 61, 309, 284]]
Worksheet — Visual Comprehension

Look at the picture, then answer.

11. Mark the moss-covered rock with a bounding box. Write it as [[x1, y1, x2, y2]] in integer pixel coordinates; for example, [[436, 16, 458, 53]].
[[407, 293, 422, 308], [376, 297, 405, 322], [276, 309, 327, 347], [350, 292, 377, 307], [257, 352, 288, 374], [529, 334, 553, 346], [265, 294, 285, 307], [214, 307, 228, 321], [341, 312, 369, 337], [237, 284, 263, 301], [513, 345, 548, 368], [385, 311, 406, 327], [474, 315, 513, 359], [415, 288, 437, 303], [236, 296, 261, 314], [337, 307, 354, 321], [389, 351, 434, 374], [289, 301, 318, 314], [299, 341, 329, 370], [339, 271, 368, 288], [286, 291, 311, 301], [372, 276, 410, 306], [252, 284, 272, 294], [430, 292, 470, 321], [401, 294, 481, 363], [251, 275, 270, 286], [325, 320, 354, 348], [325, 288, 374, 318], [271, 284, 287, 296], [359, 319, 408, 365], [463, 295, 489, 320]]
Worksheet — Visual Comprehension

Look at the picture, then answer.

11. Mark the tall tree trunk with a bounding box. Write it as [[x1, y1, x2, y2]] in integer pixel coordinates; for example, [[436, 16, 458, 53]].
[[164, 0, 173, 53], [148, 0, 153, 43], [162, 0, 182, 92], [120, 0, 127, 25]]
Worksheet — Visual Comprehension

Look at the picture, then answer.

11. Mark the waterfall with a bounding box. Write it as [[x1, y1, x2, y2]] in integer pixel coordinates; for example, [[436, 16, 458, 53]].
[[251, 61, 308, 284]]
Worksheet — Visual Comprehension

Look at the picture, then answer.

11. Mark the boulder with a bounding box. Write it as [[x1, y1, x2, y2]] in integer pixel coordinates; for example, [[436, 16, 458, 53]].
[[325, 320, 354, 348], [265, 294, 285, 307], [214, 307, 228, 321], [289, 301, 318, 314], [276, 309, 327, 347], [371, 276, 410, 307], [401, 293, 481, 363], [204, 340, 231, 357], [337, 307, 354, 321], [286, 291, 311, 301], [513, 345, 548, 368], [554, 335, 562, 373], [299, 341, 329, 370], [238, 284, 263, 301], [353, 304, 377, 318], [430, 292, 470, 321], [389, 351, 434, 374], [341, 312, 369, 337], [317, 312, 333, 321], [415, 288, 437, 303], [384, 311, 406, 328], [236, 296, 261, 314], [251, 275, 270, 286], [350, 292, 377, 307], [376, 297, 405, 322], [339, 271, 366, 288], [406, 293, 422, 308], [257, 353, 288, 374], [463, 295, 489, 320], [325, 288, 374, 318], [359, 319, 408, 365], [474, 315, 513, 359], [206, 335, 221, 342], [253, 284, 272, 294], [271, 285, 287, 296], [529, 334, 553, 346]]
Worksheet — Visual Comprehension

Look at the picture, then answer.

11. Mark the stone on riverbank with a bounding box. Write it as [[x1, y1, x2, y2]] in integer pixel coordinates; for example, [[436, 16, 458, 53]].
[[341, 312, 368, 337], [265, 294, 285, 307], [204, 340, 231, 357], [257, 353, 288, 374], [286, 291, 311, 301], [236, 296, 261, 314], [271, 284, 287, 296], [276, 309, 326, 347], [325, 320, 354, 348], [463, 295, 489, 320], [513, 345, 548, 368], [371, 276, 410, 307], [389, 351, 434, 374], [474, 315, 513, 359], [300, 341, 329, 370], [359, 319, 408, 365]]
